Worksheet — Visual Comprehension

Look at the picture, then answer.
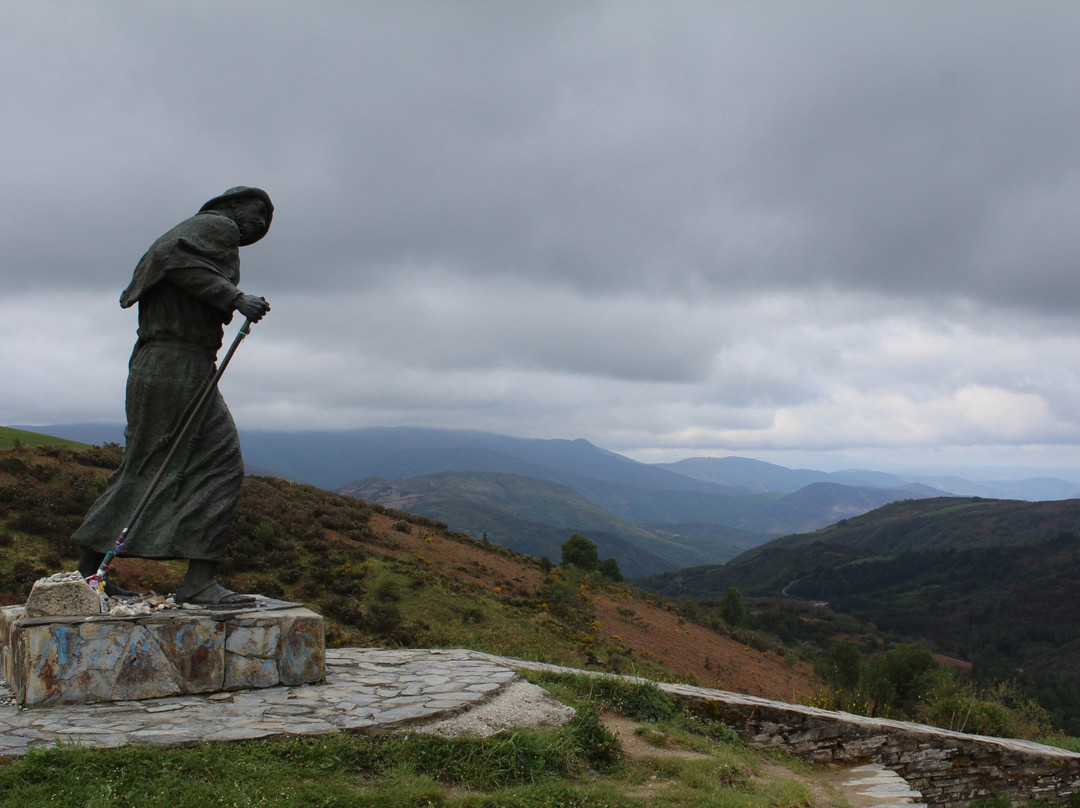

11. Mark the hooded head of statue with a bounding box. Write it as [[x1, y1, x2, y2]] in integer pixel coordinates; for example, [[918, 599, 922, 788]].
[[199, 186, 274, 246]]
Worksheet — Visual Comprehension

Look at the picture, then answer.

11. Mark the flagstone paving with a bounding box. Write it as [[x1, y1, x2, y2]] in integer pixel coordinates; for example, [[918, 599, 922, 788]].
[[824, 764, 927, 807], [0, 647, 928, 806], [0, 648, 517, 756]]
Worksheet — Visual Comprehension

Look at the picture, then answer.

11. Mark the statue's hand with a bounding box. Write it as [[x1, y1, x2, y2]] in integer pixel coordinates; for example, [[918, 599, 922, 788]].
[[235, 294, 270, 322]]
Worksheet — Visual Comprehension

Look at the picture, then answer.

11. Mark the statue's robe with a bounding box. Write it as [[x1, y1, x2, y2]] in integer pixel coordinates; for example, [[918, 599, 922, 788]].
[[72, 212, 247, 561]]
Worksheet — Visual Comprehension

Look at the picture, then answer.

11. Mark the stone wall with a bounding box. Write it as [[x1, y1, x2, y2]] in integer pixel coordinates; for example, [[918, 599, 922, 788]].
[[661, 681, 1080, 807], [504, 657, 1080, 807]]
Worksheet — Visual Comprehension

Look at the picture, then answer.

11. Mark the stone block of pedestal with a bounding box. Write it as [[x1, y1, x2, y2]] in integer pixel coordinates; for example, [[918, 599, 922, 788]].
[[0, 603, 324, 707]]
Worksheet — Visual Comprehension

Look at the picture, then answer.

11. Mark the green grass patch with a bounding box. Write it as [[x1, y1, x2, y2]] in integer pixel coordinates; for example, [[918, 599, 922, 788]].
[[0, 670, 817, 808], [524, 670, 678, 723], [524, 670, 742, 746], [0, 716, 785, 808], [1035, 736, 1080, 753], [0, 426, 90, 450], [0, 720, 610, 808]]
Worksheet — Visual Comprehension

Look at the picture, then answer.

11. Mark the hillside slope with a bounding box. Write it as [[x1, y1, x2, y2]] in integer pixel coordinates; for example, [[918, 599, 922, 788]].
[[340, 471, 737, 575], [638, 495, 1080, 732], [738, 495, 1080, 559], [0, 443, 815, 703], [0, 426, 91, 450], [338, 471, 940, 575], [14, 425, 988, 569], [735, 482, 939, 535]]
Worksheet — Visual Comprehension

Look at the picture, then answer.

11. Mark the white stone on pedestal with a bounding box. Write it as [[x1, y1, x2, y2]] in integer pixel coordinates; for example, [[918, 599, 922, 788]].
[[24, 573, 104, 618]]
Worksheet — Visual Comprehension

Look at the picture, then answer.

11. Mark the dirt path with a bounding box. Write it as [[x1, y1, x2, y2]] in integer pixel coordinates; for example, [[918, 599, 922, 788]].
[[601, 713, 926, 807]]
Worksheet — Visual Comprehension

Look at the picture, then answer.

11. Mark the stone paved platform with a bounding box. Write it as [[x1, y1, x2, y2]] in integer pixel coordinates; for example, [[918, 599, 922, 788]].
[[0, 648, 522, 756]]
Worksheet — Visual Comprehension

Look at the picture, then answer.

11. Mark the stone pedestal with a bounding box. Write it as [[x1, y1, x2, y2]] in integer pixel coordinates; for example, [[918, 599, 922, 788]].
[[0, 601, 324, 707]]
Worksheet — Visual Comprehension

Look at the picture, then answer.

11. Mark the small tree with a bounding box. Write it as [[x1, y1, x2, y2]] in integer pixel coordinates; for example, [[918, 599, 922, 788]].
[[826, 641, 863, 691], [561, 534, 599, 571], [679, 599, 702, 621], [718, 586, 747, 627], [597, 557, 623, 581], [862, 642, 941, 716]]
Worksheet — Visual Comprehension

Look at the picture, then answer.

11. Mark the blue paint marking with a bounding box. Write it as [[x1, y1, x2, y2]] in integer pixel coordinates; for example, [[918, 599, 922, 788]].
[[55, 627, 70, 666], [32, 627, 73, 680]]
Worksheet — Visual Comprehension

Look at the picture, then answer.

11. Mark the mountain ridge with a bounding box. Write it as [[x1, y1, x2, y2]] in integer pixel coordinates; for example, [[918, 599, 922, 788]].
[[12, 422, 1077, 576], [634, 495, 1080, 732], [340, 470, 722, 576], [17, 422, 1080, 501]]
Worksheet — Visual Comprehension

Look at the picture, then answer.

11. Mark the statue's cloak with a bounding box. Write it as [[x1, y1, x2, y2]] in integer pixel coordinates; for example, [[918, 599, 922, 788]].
[[72, 212, 246, 562]]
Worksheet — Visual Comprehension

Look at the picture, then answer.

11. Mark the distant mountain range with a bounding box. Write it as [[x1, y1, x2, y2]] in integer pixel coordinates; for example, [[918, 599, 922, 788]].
[[13, 423, 1080, 577], [21, 423, 1080, 499], [657, 455, 1080, 501]]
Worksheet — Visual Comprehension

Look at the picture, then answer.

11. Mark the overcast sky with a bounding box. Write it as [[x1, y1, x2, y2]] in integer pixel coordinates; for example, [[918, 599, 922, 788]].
[[4, 1, 1080, 474]]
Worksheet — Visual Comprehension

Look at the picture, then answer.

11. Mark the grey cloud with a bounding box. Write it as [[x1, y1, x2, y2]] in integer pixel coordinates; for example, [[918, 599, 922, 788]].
[[10, 2, 1080, 307], [6, 2, 1080, 472]]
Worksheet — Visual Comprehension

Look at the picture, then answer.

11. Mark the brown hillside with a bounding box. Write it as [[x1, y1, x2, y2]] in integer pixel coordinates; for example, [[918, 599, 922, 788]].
[[334, 509, 814, 701], [0, 444, 816, 703]]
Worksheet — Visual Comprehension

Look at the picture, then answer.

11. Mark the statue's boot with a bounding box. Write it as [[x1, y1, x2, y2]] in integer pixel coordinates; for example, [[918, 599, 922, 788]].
[[103, 581, 138, 597], [175, 579, 256, 607]]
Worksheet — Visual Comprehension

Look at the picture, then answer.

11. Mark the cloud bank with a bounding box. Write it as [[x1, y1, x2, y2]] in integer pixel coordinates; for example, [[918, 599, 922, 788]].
[[4, 2, 1080, 473]]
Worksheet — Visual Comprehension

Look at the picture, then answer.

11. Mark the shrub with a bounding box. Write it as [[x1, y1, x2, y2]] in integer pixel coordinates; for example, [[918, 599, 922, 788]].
[[461, 607, 485, 624], [372, 578, 400, 603], [922, 679, 1055, 739], [73, 443, 124, 469], [679, 600, 702, 621], [247, 577, 285, 599], [0, 456, 28, 476], [862, 643, 941, 716], [28, 463, 55, 483], [329, 572, 366, 597], [824, 641, 863, 691], [718, 587, 747, 628], [596, 557, 622, 581], [322, 595, 365, 625], [560, 535, 599, 571], [566, 705, 621, 771], [366, 602, 403, 634]]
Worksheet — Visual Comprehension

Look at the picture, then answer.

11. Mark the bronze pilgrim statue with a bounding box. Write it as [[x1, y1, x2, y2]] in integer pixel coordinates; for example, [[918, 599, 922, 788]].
[[72, 187, 273, 605]]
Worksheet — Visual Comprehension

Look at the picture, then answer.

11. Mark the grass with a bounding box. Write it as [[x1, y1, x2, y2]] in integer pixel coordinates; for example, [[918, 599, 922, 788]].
[[1036, 736, 1080, 753], [0, 426, 90, 450], [301, 554, 682, 684], [523, 670, 679, 724], [0, 674, 822, 808]]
